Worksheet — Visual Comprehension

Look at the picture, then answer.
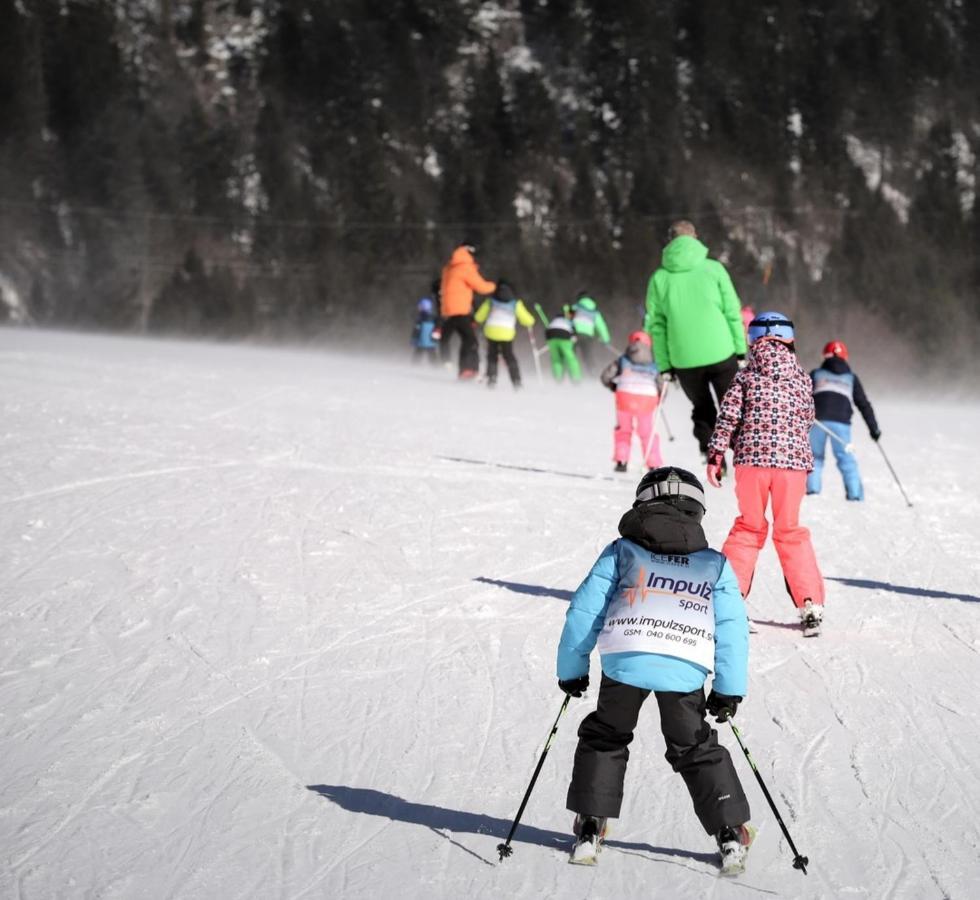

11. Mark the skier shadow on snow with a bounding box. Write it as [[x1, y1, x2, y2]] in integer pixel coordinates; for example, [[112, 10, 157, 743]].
[[306, 785, 718, 867], [473, 576, 573, 602], [827, 576, 980, 604]]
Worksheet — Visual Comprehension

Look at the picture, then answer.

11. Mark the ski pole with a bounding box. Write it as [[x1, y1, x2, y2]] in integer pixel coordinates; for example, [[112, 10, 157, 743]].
[[876, 441, 913, 507], [533, 302, 550, 328], [659, 389, 676, 442], [497, 695, 571, 861], [643, 381, 669, 463], [812, 420, 854, 453], [728, 721, 809, 874], [526, 327, 543, 384]]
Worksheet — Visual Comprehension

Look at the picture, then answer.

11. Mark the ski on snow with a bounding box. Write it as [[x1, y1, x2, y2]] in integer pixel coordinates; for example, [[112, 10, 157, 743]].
[[567, 820, 756, 876]]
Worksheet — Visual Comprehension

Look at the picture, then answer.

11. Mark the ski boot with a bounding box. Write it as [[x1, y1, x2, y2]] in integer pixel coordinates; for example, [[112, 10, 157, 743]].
[[613, 461, 628, 473], [717, 823, 756, 876], [569, 814, 608, 866], [800, 599, 823, 637]]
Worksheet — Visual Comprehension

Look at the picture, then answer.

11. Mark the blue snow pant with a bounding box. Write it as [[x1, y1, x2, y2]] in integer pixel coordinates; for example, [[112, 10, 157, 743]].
[[807, 421, 863, 500]]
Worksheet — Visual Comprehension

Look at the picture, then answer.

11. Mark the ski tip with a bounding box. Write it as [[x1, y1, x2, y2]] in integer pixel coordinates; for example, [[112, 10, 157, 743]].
[[496, 843, 513, 861]]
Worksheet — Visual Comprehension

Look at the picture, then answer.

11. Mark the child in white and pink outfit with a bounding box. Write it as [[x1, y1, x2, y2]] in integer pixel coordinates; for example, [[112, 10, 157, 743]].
[[706, 311, 825, 633], [600, 331, 664, 474]]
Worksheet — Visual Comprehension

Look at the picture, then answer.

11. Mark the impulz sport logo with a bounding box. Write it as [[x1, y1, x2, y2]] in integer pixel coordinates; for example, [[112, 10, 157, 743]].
[[622, 566, 713, 608]]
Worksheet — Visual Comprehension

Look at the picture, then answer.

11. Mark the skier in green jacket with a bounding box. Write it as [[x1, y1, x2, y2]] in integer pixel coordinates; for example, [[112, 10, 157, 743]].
[[570, 293, 611, 376], [644, 220, 747, 458], [544, 306, 582, 383]]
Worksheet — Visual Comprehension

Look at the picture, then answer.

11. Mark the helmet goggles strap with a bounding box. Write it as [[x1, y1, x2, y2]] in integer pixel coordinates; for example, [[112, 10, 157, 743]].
[[752, 317, 793, 337], [764, 318, 792, 334], [636, 480, 706, 509]]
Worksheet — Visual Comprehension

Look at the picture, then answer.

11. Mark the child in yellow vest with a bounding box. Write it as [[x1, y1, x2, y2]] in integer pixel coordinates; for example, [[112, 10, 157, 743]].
[[474, 280, 536, 389]]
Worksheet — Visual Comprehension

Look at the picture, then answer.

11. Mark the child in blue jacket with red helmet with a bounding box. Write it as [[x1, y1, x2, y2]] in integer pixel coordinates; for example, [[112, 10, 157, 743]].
[[556, 466, 754, 871], [807, 340, 880, 501]]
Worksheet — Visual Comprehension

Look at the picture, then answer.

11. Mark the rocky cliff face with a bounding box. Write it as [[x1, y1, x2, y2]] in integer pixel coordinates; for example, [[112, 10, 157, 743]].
[[0, 1, 977, 366]]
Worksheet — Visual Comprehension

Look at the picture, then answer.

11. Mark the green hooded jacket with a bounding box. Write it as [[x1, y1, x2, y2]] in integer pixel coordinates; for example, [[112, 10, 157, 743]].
[[571, 296, 611, 342], [643, 236, 747, 371]]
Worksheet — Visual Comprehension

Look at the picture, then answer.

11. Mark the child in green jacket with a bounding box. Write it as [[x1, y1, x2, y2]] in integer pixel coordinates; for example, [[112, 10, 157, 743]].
[[571, 293, 612, 375], [544, 306, 582, 383]]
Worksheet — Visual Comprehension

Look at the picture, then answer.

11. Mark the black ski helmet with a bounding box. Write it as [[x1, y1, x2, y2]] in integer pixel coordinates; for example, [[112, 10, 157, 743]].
[[634, 466, 706, 521]]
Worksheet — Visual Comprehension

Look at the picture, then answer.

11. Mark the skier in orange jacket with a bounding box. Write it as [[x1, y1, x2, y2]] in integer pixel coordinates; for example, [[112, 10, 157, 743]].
[[439, 243, 496, 379]]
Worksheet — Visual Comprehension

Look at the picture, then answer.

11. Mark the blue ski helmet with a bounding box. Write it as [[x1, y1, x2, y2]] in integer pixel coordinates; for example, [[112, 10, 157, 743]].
[[417, 297, 434, 314], [747, 311, 794, 345]]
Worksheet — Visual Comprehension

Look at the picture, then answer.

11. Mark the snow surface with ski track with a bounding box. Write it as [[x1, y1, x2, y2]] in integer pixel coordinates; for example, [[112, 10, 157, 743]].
[[1, 328, 978, 899]]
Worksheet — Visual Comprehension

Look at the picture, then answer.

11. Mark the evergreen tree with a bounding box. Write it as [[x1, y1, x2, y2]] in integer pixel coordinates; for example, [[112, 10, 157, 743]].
[[0, 0, 974, 362]]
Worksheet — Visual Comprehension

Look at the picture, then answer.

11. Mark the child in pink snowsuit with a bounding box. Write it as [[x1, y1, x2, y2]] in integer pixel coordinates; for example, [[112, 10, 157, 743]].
[[600, 331, 664, 473], [705, 312, 825, 630]]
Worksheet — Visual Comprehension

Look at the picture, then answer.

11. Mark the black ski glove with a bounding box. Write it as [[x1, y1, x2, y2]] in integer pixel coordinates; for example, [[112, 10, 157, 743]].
[[706, 690, 741, 722], [870, 429, 881, 442], [558, 675, 589, 697]]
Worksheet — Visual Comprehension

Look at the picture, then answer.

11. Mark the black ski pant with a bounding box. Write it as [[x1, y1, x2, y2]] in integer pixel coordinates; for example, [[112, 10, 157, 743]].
[[439, 315, 479, 375], [566, 674, 750, 835], [486, 339, 521, 386], [675, 355, 740, 454]]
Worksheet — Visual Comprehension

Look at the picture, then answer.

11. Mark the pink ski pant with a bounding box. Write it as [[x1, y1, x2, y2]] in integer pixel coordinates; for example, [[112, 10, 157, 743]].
[[614, 406, 663, 468], [721, 466, 825, 608]]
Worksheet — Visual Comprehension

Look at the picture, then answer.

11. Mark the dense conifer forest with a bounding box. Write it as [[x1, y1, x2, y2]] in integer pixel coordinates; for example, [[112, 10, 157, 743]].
[[0, 1, 977, 365]]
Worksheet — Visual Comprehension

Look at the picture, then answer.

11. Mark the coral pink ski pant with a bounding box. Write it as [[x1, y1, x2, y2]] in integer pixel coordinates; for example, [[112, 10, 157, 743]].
[[722, 466, 825, 608], [614, 401, 662, 468]]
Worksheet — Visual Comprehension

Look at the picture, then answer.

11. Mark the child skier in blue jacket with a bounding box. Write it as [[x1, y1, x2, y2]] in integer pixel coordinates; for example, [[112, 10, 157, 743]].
[[557, 466, 754, 871], [807, 340, 880, 500], [410, 295, 440, 364]]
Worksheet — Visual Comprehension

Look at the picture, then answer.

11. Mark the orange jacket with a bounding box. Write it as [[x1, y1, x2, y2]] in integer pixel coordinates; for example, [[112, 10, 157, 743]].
[[440, 247, 496, 317]]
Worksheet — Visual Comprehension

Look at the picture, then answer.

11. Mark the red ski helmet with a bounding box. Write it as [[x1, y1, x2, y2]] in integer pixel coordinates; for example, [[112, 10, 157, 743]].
[[822, 340, 848, 360], [628, 330, 651, 347]]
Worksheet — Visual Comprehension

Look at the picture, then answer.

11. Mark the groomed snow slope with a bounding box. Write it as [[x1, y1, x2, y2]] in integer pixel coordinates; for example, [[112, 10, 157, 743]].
[[1, 328, 978, 899]]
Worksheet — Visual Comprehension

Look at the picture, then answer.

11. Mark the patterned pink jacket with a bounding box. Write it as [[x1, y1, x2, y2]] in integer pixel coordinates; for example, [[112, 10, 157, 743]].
[[708, 339, 815, 470]]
